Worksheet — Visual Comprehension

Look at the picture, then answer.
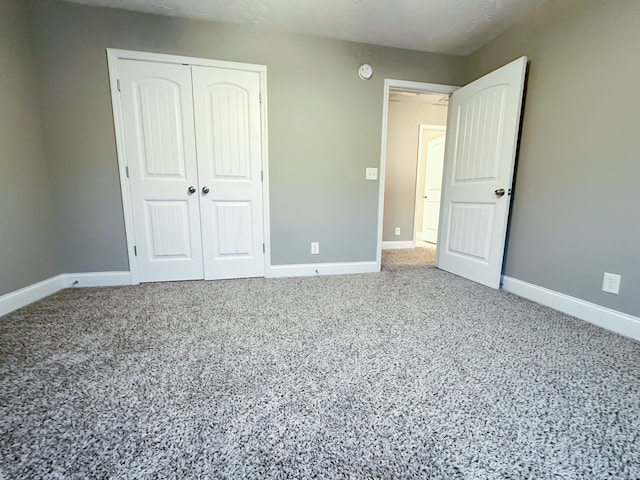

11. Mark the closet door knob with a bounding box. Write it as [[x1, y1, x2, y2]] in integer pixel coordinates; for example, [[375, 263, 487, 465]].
[[494, 188, 505, 198], [202, 186, 210, 195], [187, 186, 196, 194]]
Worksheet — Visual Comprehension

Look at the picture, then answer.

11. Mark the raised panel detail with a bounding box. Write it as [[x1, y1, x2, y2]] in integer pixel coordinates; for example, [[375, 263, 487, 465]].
[[211, 202, 253, 256], [453, 86, 507, 183], [207, 85, 250, 179], [146, 201, 192, 258], [135, 79, 186, 178], [447, 203, 494, 262]]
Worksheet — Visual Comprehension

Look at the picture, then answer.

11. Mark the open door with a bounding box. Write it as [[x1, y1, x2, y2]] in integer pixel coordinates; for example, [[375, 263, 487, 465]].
[[421, 135, 446, 244], [437, 56, 527, 288]]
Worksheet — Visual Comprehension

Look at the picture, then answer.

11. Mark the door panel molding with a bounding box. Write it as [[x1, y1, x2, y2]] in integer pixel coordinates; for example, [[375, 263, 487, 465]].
[[118, 59, 204, 282], [107, 49, 270, 284], [419, 133, 446, 244], [192, 66, 265, 279], [414, 124, 446, 245], [437, 57, 527, 288]]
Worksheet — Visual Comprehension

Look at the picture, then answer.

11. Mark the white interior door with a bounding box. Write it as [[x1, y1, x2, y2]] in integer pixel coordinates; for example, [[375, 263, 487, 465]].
[[437, 56, 527, 288], [192, 66, 265, 280], [118, 59, 204, 282], [421, 135, 446, 244]]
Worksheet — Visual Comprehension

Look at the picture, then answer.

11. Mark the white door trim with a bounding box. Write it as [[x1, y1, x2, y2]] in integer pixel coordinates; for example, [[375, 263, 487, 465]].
[[377, 79, 458, 271], [106, 49, 271, 284], [413, 124, 447, 245]]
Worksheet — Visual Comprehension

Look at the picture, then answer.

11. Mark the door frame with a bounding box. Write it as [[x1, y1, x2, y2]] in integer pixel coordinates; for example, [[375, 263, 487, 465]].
[[414, 124, 447, 245], [377, 79, 458, 269], [106, 49, 271, 285]]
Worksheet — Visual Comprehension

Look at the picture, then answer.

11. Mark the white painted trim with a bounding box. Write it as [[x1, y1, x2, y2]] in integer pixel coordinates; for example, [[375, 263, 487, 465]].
[[267, 262, 379, 278], [107, 50, 139, 284], [382, 241, 415, 250], [377, 79, 458, 272], [0, 275, 66, 318], [502, 276, 640, 341], [259, 66, 272, 276], [0, 272, 133, 318], [106, 48, 271, 282], [107, 49, 266, 72], [65, 271, 132, 288]]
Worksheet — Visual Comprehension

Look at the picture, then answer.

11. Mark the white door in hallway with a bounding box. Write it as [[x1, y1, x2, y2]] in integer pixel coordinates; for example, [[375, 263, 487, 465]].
[[437, 56, 528, 288], [421, 135, 446, 244], [118, 60, 204, 282], [192, 66, 265, 280], [116, 57, 265, 282]]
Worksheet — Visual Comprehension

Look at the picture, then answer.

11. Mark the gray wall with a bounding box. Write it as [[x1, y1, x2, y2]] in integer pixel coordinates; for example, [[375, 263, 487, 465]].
[[28, 0, 467, 272], [468, 0, 640, 316], [0, 0, 59, 296], [12, 0, 637, 319], [383, 100, 447, 242]]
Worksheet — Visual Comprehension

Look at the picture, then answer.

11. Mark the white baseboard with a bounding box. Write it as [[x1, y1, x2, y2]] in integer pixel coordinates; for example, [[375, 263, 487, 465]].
[[502, 276, 640, 341], [0, 271, 133, 318], [382, 241, 415, 250], [0, 275, 67, 318], [267, 261, 379, 278], [64, 271, 132, 288]]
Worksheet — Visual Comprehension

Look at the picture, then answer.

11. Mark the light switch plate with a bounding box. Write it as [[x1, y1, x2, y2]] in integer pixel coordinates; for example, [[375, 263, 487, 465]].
[[365, 168, 378, 181]]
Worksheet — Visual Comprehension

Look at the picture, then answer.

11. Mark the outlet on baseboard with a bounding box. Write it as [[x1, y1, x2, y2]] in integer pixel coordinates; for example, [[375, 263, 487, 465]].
[[394, 227, 401, 236], [311, 242, 320, 255], [602, 272, 621, 295]]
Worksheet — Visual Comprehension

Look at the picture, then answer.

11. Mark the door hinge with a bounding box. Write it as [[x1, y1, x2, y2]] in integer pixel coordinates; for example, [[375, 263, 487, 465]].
[[261, 170, 264, 182], [117, 79, 121, 92], [133, 245, 137, 256], [259, 92, 262, 104], [125, 166, 129, 178], [263, 243, 265, 253]]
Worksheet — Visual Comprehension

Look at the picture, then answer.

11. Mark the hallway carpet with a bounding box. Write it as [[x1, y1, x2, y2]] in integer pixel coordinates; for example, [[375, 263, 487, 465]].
[[1, 248, 639, 479]]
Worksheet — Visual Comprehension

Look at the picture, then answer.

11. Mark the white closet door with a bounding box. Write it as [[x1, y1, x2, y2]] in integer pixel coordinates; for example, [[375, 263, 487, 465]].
[[191, 66, 265, 280], [421, 135, 446, 244], [437, 56, 527, 288], [118, 59, 204, 282]]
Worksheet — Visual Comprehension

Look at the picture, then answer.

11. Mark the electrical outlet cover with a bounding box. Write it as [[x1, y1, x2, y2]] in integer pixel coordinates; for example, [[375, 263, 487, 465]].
[[365, 168, 378, 181], [602, 272, 621, 295]]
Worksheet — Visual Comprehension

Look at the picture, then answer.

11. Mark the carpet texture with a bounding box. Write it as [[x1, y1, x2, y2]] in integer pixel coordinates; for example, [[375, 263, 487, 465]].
[[1, 247, 640, 479]]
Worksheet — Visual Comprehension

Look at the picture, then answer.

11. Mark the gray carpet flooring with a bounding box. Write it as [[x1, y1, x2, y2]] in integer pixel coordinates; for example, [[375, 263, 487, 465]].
[[1, 247, 640, 479]]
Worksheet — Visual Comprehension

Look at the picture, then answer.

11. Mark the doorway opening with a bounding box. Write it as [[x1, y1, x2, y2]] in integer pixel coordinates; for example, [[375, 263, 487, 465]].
[[377, 80, 457, 269], [377, 58, 527, 288]]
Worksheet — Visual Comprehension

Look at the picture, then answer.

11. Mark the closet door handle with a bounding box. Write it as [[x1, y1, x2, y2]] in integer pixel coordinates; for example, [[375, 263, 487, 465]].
[[187, 186, 196, 194], [202, 186, 210, 195]]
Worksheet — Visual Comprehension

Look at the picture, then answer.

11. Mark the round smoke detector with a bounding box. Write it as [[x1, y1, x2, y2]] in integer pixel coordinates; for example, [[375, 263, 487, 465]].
[[358, 64, 373, 80]]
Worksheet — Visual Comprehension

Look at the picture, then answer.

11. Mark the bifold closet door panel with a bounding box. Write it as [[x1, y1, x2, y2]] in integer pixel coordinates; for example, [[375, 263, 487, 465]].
[[118, 59, 204, 282], [191, 66, 266, 280]]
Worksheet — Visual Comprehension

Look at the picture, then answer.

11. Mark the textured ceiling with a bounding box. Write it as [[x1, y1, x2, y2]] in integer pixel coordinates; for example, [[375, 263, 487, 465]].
[[60, 0, 546, 55]]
